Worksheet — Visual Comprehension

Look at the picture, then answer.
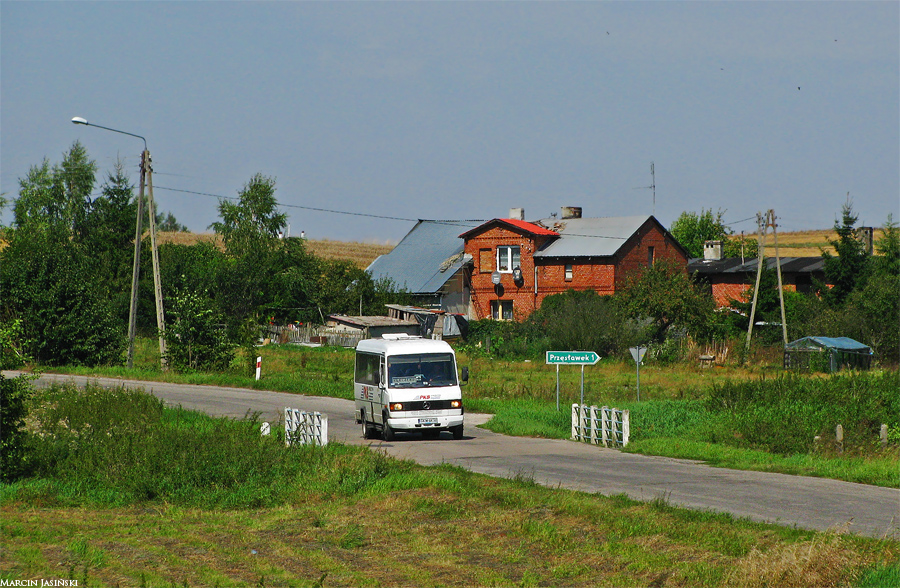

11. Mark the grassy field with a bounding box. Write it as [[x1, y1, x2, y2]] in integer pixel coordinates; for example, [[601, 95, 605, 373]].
[[2, 382, 897, 587]]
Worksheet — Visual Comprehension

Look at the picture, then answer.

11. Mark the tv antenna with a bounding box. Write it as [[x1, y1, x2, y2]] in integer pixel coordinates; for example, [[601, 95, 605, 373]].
[[633, 162, 656, 214]]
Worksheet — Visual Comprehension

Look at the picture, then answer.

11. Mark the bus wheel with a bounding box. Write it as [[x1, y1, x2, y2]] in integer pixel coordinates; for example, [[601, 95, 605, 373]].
[[382, 413, 395, 441], [450, 424, 464, 440], [361, 410, 375, 439]]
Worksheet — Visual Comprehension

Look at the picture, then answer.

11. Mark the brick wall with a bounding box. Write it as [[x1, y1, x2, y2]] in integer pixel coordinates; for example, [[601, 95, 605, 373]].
[[615, 223, 688, 288], [463, 219, 689, 320], [464, 225, 554, 320]]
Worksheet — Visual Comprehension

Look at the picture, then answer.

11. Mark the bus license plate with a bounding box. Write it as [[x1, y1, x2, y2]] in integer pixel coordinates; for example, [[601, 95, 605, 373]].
[[418, 418, 438, 424]]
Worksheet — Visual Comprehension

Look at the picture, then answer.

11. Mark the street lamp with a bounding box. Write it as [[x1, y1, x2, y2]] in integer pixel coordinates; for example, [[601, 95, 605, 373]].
[[71, 116, 167, 369]]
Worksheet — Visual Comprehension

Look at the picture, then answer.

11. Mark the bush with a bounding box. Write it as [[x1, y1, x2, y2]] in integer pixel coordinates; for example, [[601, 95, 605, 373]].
[[0, 374, 35, 482], [18, 383, 411, 508]]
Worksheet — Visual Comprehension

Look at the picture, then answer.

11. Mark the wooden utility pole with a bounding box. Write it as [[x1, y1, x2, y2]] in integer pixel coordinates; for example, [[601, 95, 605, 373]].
[[745, 210, 788, 352], [143, 151, 167, 368], [126, 153, 146, 369]]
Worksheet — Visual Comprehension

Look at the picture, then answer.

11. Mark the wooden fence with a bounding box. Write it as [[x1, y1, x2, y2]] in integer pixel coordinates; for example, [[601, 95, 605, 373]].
[[266, 325, 364, 348]]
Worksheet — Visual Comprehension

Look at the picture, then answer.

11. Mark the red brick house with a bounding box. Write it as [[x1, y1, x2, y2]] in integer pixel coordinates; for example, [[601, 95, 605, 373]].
[[460, 208, 690, 320]]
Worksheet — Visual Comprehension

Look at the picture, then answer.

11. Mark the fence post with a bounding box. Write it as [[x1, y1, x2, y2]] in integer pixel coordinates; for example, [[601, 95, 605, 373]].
[[622, 410, 630, 447], [600, 406, 609, 447], [880, 424, 888, 448], [836, 424, 844, 453], [571, 404, 579, 441], [589, 406, 599, 445]]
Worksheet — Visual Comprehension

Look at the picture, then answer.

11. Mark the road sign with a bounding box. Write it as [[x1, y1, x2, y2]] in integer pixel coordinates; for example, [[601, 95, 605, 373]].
[[629, 346, 647, 402], [629, 346, 647, 364], [546, 351, 600, 365]]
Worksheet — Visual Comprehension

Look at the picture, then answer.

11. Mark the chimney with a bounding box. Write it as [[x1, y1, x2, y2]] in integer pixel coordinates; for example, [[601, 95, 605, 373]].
[[560, 206, 582, 219], [857, 227, 874, 255], [509, 207, 525, 221], [704, 240, 723, 261]]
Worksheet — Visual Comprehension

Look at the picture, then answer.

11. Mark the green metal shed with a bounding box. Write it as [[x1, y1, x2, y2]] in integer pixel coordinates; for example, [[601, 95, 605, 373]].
[[784, 336, 873, 372]]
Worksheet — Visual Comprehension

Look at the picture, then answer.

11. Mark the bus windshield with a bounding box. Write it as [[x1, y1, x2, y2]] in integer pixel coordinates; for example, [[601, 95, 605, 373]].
[[387, 353, 457, 388]]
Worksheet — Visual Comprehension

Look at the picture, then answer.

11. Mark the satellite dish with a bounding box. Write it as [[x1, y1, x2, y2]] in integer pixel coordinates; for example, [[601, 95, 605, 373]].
[[512, 267, 523, 284], [491, 271, 501, 285]]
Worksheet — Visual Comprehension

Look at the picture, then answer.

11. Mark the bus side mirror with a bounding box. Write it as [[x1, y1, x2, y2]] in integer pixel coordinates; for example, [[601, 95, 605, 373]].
[[461, 367, 469, 384]]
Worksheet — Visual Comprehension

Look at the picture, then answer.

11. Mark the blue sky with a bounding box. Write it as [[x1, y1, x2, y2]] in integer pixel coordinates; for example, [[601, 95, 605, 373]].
[[2, 1, 897, 243]]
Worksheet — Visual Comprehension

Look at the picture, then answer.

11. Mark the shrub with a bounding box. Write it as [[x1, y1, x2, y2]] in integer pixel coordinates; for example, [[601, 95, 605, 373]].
[[0, 374, 35, 482]]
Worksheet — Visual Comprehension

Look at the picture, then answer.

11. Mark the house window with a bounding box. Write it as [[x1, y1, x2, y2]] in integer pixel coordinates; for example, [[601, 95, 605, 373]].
[[647, 246, 655, 267], [564, 264, 573, 281], [479, 249, 493, 273], [491, 300, 514, 321], [497, 246, 520, 273]]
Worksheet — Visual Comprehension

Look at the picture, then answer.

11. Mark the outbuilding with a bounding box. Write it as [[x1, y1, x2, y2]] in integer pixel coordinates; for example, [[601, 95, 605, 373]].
[[783, 336, 873, 372]]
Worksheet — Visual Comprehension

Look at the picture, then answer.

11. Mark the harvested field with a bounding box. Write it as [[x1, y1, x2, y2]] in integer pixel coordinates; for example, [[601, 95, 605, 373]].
[[155, 232, 394, 269]]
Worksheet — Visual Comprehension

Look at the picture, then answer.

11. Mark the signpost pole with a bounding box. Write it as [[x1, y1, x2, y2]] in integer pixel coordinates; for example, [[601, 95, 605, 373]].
[[556, 364, 560, 411], [636, 352, 641, 402], [580, 365, 585, 406]]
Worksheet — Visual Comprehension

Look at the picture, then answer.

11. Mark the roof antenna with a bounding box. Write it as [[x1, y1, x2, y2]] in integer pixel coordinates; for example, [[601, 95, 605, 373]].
[[633, 162, 656, 215]]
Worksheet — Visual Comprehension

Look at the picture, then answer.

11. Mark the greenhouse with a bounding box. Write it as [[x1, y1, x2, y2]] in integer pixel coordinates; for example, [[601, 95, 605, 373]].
[[783, 336, 873, 372]]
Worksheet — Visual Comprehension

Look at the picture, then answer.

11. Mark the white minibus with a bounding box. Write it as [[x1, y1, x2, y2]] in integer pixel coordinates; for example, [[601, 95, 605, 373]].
[[354, 334, 466, 440]]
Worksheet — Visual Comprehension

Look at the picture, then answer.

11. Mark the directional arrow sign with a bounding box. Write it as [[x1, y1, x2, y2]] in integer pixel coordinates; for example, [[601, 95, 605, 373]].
[[545, 351, 600, 365]]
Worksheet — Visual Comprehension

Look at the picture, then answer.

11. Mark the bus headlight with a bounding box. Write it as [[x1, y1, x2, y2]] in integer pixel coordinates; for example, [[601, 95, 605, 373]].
[[389, 403, 404, 411], [450, 400, 462, 409]]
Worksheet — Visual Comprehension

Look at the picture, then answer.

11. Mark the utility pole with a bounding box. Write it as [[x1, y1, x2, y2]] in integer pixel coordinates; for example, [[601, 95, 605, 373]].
[[745, 209, 788, 353], [143, 151, 167, 368], [72, 117, 166, 369]]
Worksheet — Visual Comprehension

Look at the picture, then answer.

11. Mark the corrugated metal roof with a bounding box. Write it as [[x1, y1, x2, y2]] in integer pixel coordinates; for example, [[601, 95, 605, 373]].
[[367, 220, 470, 294], [689, 257, 826, 274], [786, 336, 872, 352], [532, 215, 652, 258], [327, 315, 418, 328]]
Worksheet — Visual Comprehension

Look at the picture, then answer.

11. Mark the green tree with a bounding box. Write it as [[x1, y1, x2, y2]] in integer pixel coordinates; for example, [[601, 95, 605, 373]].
[[209, 173, 286, 248], [157, 211, 189, 232], [209, 173, 287, 371], [13, 142, 97, 234], [872, 214, 899, 277], [821, 199, 869, 306], [163, 290, 234, 372], [0, 230, 125, 366], [616, 260, 715, 342], [526, 289, 640, 356], [670, 208, 758, 259], [2, 145, 125, 367]]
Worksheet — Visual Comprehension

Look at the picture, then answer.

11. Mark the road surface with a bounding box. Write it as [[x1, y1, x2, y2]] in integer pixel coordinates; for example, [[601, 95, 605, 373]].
[[9, 372, 899, 539]]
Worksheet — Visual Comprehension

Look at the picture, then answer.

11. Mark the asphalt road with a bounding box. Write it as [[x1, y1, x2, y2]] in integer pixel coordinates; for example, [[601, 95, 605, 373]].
[[9, 371, 899, 539]]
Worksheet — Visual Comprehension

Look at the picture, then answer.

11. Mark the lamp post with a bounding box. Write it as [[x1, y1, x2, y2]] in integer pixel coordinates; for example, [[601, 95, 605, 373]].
[[71, 117, 167, 369]]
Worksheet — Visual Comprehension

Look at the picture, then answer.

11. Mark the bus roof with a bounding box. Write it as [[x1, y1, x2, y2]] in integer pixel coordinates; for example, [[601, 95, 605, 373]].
[[355, 336, 454, 356]]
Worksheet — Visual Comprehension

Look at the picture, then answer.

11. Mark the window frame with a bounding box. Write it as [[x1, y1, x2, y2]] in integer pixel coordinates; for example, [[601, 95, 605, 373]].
[[496, 245, 521, 273], [490, 300, 514, 321]]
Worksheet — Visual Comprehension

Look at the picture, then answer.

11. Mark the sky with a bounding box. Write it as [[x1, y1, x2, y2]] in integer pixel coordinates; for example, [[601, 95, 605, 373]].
[[2, 1, 898, 244]]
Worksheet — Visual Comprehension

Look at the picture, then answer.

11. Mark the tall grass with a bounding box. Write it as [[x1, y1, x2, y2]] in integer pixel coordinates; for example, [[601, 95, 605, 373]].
[[6, 382, 412, 508]]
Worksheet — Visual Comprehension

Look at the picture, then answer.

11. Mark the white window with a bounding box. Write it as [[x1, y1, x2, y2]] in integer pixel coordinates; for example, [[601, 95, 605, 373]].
[[497, 246, 520, 273], [491, 300, 514, 321], [565, 264, 573, 281]]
